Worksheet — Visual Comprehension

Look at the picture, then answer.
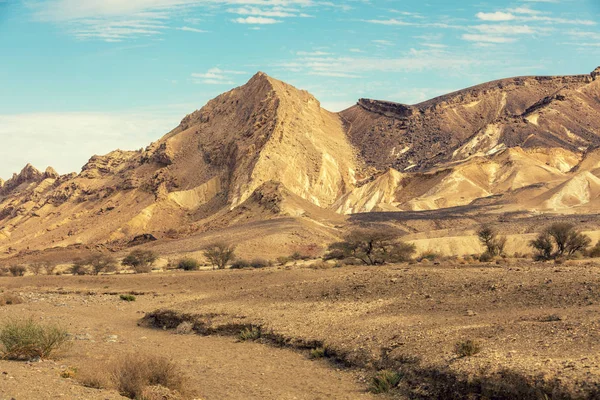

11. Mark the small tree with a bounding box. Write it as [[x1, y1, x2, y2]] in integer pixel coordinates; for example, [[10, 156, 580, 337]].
[[28, 262, 44, 276], [203, 243, 235, 270], [43, 262, 57, 275], [85, 254, 118, 275], [70, 259, 89, 276], [530, 223, 591, 260], [477, 225, 507, 257], [325, 228, 415, 265], [122, 250, 158, 273]]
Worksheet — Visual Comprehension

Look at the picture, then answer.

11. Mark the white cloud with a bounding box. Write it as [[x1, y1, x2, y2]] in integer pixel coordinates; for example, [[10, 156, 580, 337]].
[[27, 0, 318, 40], [177, 26, 207, 32], [233, 16, 281, 24], [476, 12, 516, 22], [462, 34, 516, 43], [473, 24, 536, 35], [191, 67, 247, 84]]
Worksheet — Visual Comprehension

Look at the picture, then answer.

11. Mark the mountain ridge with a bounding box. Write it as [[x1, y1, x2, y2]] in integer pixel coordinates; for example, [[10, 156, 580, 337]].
[[2, 67, 600, 255]]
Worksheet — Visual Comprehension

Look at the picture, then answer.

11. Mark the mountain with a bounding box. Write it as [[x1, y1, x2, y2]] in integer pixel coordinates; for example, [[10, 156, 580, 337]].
[[2, 68, 600, 257]]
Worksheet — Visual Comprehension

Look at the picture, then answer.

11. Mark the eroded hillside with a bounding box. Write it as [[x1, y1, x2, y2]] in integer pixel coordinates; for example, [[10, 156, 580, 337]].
[[2, 68, 600, 256]]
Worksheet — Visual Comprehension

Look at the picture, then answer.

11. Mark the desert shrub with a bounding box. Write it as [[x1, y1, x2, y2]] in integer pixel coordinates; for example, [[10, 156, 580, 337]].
[[477, 225, 507, 257], [177, 258, 200, 271], [120, 294, 136, 302], [369, 370, 402, 394], [175, 321, 194, 335], [418, 251, 443, 262], [478, 252, 494, 262], [122, 250, 158, 273], [308, 261, 332, 269], [325, 227, 415, 265], [0, 318, 70, 360], [530, 223, 591, 261], [77, 366, 110, 389], [230, 259, 250, 269], [70, 259, 90, 276], [276, 256, 292, 266], [112, 354, 186, 399], [0, 267, 9, 277], [203, 242, 235, 270], [8, 265, 26, 277], [84, 254, 118, 275], [454, 339, 482, 358], [0, 293, 23, 306], [250, 259, 270, 269], [588, 241, 600, 258], [309, 346, 327, 359], [539, 314, 562, 322], [238, 327, 261, 341]]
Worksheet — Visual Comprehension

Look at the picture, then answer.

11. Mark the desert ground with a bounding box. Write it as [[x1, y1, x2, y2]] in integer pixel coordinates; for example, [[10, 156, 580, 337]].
[[1, 258, 600, 399]]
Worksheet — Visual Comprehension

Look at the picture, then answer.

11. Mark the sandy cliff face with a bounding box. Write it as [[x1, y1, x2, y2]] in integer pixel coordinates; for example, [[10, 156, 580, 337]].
[[2, 68, 600, 254]]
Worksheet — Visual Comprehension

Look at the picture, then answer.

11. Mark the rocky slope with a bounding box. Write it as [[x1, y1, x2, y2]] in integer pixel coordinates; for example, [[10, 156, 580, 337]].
[[2, 68, 600, 254]]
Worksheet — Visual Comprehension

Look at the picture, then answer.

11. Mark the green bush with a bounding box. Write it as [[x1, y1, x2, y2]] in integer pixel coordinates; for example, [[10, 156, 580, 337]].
[[120, 294, 136, 302], [309, 347, 327, 359], [177, 258, 200, 271], [369, 370, 402, 394], [238, 327, 261, 341], [0, 318, 70, 360], [454, 339, 482, 358]]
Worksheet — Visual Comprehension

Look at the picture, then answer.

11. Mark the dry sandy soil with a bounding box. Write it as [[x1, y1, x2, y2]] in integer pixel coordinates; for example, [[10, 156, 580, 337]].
[[1, 260, 600, 399]]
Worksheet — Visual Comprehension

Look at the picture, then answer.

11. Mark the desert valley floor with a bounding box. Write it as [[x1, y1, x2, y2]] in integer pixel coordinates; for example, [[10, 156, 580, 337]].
[[2, 259, 600, 399]]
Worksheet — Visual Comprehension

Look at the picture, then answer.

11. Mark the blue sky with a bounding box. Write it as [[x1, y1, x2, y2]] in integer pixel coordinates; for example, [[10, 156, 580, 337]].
[[0, 0, 599, 178]]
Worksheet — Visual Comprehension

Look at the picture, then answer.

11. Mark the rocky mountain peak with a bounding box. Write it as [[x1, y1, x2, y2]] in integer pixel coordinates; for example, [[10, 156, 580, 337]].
[[592, 67, 600, 80]]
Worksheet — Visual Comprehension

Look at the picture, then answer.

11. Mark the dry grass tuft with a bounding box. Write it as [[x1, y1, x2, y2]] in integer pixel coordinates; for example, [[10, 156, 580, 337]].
[[0, 293, 23, 306], [454, 339, 482, 358], [368, 370, 402, 394], [113, 353, 186, 399]]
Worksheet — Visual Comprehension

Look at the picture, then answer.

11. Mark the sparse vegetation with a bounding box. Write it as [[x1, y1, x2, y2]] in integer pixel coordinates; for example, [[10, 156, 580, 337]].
[[0, 318, 70, 360], [230, 259, 250, 269], [309, 346, 327, 359], [325, 228, 415, 265], [418, 250, 444, 262], [588, 240, 600, 258], [122, 250, 158, 273], [250, 259, 270, 269], [8, 265, 27, 277], [368, 370, 402, 394], [477, 225, 507, 259], [43, 262, 57, 275], [454, 339, 482, 358], [111, 354, 186, 399], [177, 257, 200, 271], [175, 321, 194, 335], [70, 259, 89, 276], [540, 314, 562, 322], [238, 327, 261, 341], [85, 253, 119, 275], [120, 294, 136, 302], [203, 242, 235, 270], [28, 262, 44, 275], [530, 223, 591, 261], [0, 293, 23, 306]]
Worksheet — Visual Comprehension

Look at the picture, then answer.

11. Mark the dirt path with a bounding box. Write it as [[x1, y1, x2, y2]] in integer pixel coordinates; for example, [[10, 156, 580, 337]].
[[0, 287, 374, 400]]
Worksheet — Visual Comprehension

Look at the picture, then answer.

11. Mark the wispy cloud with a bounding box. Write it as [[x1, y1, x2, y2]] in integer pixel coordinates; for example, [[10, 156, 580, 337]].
[[27, 0, 320, 40], [191, 67, 247, 84]]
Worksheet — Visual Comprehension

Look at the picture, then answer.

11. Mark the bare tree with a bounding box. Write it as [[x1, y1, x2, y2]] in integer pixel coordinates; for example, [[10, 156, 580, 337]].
[[203, 243, 236, 270], [85, 254, 119, 275]]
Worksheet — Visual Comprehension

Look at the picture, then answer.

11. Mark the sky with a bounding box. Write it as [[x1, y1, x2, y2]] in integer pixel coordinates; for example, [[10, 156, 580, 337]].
[[0, 0, 599, 179]]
